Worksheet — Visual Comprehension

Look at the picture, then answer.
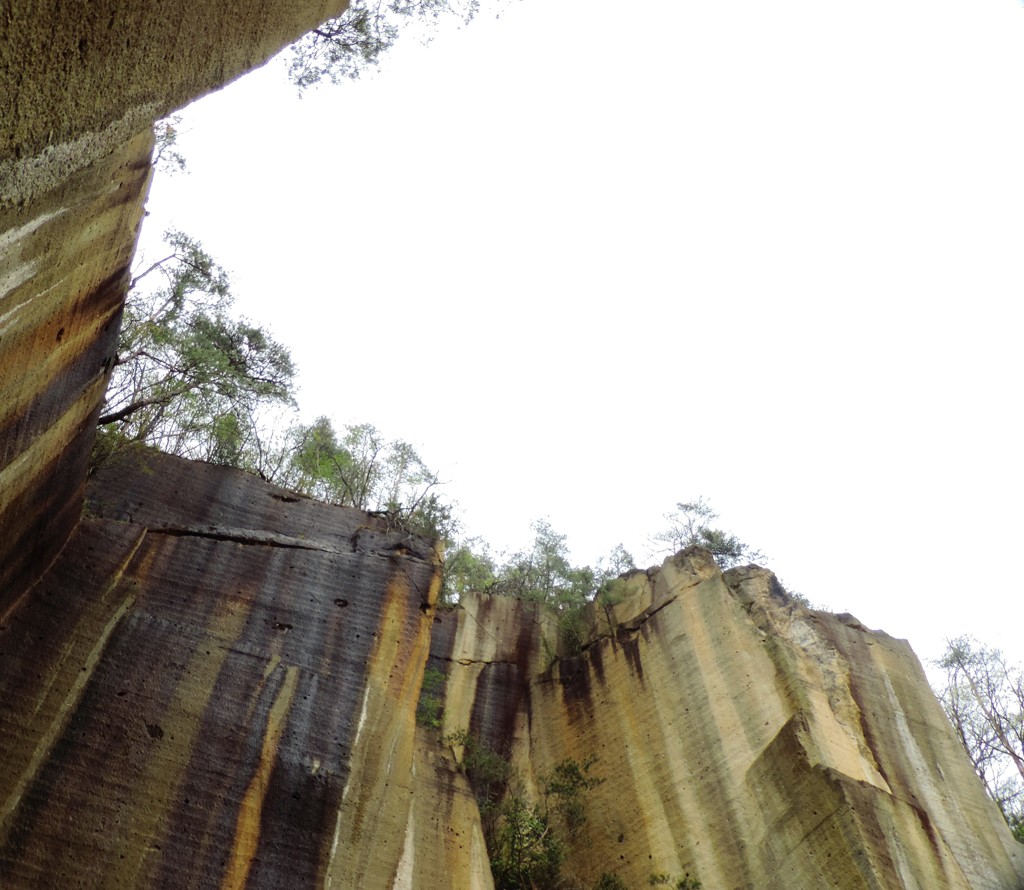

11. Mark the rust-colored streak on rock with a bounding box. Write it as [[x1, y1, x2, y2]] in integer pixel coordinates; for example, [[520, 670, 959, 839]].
[[221, 664, 300, 890], [324, 558, 437, 890], [0, 265, 126, 471], [0, 129, 152, 606], [399, 731, 495, 890], [0, 415, 98, 605], [438, 557, 1024, 889], [0, 452, 441, 888]]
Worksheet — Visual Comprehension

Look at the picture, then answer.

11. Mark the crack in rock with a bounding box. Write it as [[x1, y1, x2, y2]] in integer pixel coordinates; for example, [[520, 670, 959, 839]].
[[149, 526, 342, 552]]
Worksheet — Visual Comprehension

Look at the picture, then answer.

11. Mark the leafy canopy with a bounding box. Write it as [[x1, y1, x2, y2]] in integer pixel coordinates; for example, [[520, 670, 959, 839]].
[[97, 230, 296, 467], [447, 729, 606, 890], [936, 636, 1024, 842], [287, 0, 480, 88], [652, 497, 764, 569]]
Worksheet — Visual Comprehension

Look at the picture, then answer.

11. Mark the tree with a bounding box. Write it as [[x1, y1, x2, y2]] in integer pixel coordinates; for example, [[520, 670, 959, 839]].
[[96, 230, 296, 467], [287, 0, 479, 87], [442, 537, 497, 602], [937, 636, 1024, 842], [652, 497, 764, 569], [284, 418, 438, 510], [153, 115, 187, 174], [488, 520, 594, 608], [541, 756, 602, 836], [489, 784, 562, 890], [281, 416, 455, 542], [447, 730, 604, 890]]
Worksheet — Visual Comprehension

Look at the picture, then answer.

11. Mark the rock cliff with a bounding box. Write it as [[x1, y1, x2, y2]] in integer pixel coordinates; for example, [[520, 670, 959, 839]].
[[430, 559, 1024, 888], [2, 5, 1024, 888], [1, 450, 1021, 888], [1, 450, 439, 887], [0, 0, 345, 613]]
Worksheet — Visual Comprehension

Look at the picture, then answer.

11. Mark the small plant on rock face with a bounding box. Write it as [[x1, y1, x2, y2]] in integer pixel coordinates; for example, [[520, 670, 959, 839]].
[[542, 756, 603, 836], [593, 873, 628, 890], [649, 872, 702, 889], [415, 666, 446, 729], [447, 730, 607, 890], [490, 782, 563, 890]]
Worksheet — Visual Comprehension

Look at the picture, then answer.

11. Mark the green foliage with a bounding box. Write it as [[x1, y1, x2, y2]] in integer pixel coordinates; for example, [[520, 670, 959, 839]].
[[542, 756, 602, 835], [652, 497, 763, 569], [489, 784, 562, 890], [416, 666, 447, 729], [97, 230, 296, 470], [98, 236, 457, 543], [593, 875, 628, 890], [481, 525, 637, 657], [447, 730, 603, 889], [557, 606, 588, 658], [488, 520, 594, 608], [285, 419, 414, 509], [153, 115, 187, 174], [1010, 812, 1024, 844], [287, 0, 479, 87], [936, 636, 1024, 840], [446, 729, 514, 812], [280, 416, 453, 538], [442, 537, 496, 603], [648, 873, 702, 889]]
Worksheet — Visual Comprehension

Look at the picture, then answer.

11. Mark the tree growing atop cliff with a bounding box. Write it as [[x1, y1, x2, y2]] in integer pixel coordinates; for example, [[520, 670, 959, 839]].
[[287, 0, 480, 87], [652, 497, 764, 569], [281, 416, 453, 538], [96, 230, 296, 468], [937, 636, 1024, 842], [487, 520, 595, 608]]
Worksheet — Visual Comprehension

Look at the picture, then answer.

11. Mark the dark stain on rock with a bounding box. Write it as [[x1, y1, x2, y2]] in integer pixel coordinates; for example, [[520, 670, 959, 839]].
[[0, 418, 94, 610], [589, 637, 607, 687], [557, 655, 594, 717], [470, 661, 523, 760], [0, 265, 126, 474], [0, 452, 439, 888], [617, 632, 645, 684]]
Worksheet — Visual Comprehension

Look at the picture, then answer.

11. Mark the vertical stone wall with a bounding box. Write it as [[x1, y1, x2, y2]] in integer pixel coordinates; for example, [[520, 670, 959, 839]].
[[0, 451, 440, 888], [0, 0, 345, 610], [435, 555, 1024, 889]]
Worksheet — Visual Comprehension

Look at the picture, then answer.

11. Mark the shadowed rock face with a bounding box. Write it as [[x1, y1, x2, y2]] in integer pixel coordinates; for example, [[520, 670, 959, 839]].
[[0, 0, 347, 614], [1, 454, 1022, 888], [2, 7, 1024, 888], [0, 450, 439, 888]]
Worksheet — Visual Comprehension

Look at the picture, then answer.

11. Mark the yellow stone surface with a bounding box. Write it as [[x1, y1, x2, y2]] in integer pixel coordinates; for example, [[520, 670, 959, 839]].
[[2, 5, 1023, 887], [435, 551, 1024, 889]]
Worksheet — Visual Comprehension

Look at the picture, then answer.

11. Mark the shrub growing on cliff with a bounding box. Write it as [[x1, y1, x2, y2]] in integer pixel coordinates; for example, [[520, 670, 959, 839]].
[[490, 783, 563, 890], [97, 230, 296, 468], [448, 729, 604, 889], [287, 0, 480, 87], [542, 756, 602, 836], [416, 666, 447, 729], [652, 497, 763, 569]]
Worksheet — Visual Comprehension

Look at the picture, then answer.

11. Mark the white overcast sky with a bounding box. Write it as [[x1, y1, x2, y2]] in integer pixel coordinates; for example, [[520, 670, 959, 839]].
[[140, 0, 1024, 674]]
